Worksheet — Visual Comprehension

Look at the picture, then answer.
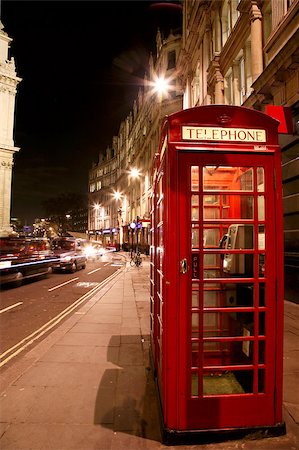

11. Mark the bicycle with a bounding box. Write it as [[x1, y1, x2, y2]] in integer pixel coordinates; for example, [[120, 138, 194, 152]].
[[130, 251, 142, 267]]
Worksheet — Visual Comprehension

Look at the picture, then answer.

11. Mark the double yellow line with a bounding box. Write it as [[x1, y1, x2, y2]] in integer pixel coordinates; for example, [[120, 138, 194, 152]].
[[0, 269, 123, 368]]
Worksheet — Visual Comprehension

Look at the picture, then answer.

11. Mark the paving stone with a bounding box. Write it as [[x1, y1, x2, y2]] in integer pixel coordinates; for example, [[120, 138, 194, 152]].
[[70, 322, 121, 334], [13, 361, 116, 388], [0, 423, 114, 450], [56, 332, 120, 347], [39, 344, 119, 365]]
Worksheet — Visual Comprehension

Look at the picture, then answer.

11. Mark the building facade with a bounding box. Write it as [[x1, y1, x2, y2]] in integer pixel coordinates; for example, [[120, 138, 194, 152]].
[[0, 21, 21, 236], [177, 0, 298, 303], [88, 1, 298, 300], [88, 30, 183, 252]]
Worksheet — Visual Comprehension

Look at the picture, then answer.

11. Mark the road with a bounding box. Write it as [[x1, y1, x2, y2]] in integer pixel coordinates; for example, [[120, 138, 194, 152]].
[[0, 253, 125, 370]]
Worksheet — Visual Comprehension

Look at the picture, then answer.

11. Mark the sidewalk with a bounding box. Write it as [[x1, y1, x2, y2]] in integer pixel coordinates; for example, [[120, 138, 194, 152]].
[[0, 255, 298, 450]]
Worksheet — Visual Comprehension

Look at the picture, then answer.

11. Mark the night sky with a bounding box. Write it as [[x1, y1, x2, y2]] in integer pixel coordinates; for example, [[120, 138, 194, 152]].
[[1, 0, 181, 224]]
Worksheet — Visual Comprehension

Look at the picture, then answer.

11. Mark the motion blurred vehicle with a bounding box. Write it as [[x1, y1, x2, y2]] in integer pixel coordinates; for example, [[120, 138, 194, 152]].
[[0, 236, 55, 286], [81, 241, 104, 260], [51, 237, 87, 272]]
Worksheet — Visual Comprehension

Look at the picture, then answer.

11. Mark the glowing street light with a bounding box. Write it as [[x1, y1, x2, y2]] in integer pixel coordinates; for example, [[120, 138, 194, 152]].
[[113, 190, 122, 201], [129, 167, 141, 179], [153, 75, 170, 95]]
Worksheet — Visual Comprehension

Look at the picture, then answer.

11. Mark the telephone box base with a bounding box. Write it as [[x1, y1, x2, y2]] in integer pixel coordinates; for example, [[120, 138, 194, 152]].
[[161, 423, 286, 446]]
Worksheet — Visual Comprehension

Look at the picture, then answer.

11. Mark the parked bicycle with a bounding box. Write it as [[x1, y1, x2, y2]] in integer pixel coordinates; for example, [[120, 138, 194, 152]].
[[130, 251, 142, 267]]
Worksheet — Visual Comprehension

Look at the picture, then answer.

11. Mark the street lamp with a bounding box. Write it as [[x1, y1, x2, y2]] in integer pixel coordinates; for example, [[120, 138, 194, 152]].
[[129, 167, 141, 179]]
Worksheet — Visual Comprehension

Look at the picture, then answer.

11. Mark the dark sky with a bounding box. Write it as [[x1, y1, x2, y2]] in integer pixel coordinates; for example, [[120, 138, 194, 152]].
[[1, 0, 182, 224]]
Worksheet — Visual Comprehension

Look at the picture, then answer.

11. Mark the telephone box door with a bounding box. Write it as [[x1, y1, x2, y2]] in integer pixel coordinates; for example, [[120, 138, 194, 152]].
[[178, 152, 278, 430]]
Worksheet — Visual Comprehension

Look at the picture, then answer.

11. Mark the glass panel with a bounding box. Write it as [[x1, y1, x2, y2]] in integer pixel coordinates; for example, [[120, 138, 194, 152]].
[[259, 254, 265, 277], [203, 370, 253, 395], [225, 224, 254, 249], [203, 252, 223, 278], [192, 225, 200, 249], [259, 312, 265, 335], [203, 195, 254, 219], [204, 205, 220, 219], [204, 228, 221, 247], [258, 225, 265, 250], [191, 166, 199, 191], [259, 340, 265, 364], [192, 313, 199, 336], [258, 196, 265, 220], [203, 166, 253, 191], [192, 282, 199, 307], [203, 283, 254, 307], [259, 283, 265, 306], [192, 342, 199, 367], [223, 254, 254, 277], [192, 373, 199, 396], [258, 369, 265, 393], [203, 312, 254, 337], [191, 195, 199, 220], [257, 167, 265, 192], [203, 340, 254, 366]]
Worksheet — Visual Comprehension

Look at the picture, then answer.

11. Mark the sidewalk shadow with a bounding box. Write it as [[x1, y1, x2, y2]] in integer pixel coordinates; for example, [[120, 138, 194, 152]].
[[94, 335, 161, 442]]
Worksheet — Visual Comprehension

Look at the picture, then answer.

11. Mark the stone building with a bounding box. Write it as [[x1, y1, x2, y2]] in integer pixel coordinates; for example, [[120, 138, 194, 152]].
[[0, 21, 21, 236], [177, 0, 299, 302], [88, 30, 183, 251]]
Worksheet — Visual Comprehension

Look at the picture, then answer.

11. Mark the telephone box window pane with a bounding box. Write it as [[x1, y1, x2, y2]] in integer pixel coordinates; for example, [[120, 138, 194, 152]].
[[225, 224, 254, 249], [259, 254, 265, 277], [203, 166, 253, 191], [192, 283, 199, 307], [191, 195, 199, 220], [203, 312, 254, 337], [259, 312, 266, 335], [258, 225, 265, 250], [192, 313, 200, 336], [203, 283, 254, 307], [203, 340, 254, 366], [203, 370, 253, 395], [191, 166, 199, 191], [203, 253, 223, 278], [222, 254, 254, 277], [259, 341, 265, 364], [191, 373, 199, 396], [204, 228, 221, 247], [192, 225, 200, 249], [258, 369, 265, 393], [257, 167, 265, 192], [192, 342, 199, 367], [203, 195, 254, 219], [258, 196, 265, 220], [259, 284, 265, 306]]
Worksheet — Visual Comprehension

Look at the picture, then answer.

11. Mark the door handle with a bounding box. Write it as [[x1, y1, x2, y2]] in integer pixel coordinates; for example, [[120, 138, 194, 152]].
[[180, 258, 188, 274]]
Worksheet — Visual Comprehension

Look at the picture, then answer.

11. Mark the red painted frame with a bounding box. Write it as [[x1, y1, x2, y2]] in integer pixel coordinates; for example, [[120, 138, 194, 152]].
[[150, 105, 284, 435]]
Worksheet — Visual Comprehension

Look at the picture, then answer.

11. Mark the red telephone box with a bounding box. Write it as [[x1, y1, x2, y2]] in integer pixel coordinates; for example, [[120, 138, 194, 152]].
[[150, 105, 286, 444]]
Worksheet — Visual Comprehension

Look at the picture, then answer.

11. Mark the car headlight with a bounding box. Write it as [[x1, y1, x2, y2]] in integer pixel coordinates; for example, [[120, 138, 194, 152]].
[[61, 256, 72, 262]]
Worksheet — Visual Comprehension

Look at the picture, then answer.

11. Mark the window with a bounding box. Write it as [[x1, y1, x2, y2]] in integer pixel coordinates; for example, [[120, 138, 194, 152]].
[[240, 57, 245, 103], [167, 50, 176, 70], [224, 70, 233, 105]]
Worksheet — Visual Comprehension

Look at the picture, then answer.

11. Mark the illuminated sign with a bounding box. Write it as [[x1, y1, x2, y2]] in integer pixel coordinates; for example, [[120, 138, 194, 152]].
[[182, 126, 266, 143]]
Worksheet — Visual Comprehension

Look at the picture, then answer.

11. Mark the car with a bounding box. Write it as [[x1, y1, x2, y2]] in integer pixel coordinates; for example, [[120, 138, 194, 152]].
[[51, 237, 87, 272], [0, 236, 55, 286]]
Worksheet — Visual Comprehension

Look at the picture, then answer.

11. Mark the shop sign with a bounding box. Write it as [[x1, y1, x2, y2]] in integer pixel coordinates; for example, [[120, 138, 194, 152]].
[[182, 126, 266, 143]]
